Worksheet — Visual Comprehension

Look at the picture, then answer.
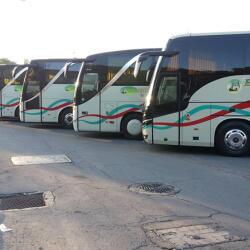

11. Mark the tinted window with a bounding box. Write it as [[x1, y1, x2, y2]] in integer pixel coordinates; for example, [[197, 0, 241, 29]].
[[153, 75, 178, 116], [81, 73, 99, 102], [161, 35, 247, 110], [185, 35, 245, 92], [45, 62, 66, 84], [52, 62, 80, 85], [156, 76, 177, 105], [84, 52, 142, 88], [115, 57, 157, 86], [65, 63, 80, 84], [78, 52, 139, 104], [11, 66, 27, 85], [2, 68, 13, 86], [23, 66, 44, 100], [245, 37, 250, 73]]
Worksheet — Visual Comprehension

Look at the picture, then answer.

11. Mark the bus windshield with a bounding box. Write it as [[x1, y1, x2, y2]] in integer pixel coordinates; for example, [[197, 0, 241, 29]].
[[77, 52, 157, 104], [1, 67, 13, 88]]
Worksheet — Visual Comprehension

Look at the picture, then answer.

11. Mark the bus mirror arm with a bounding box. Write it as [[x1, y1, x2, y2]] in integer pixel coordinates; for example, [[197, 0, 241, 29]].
[[11, 64, 31, 78], [133, 50, 179, 78], [12, 66, 18, 78], [134, 60, 143, 79], [146, 69, 151, 82], [95, 80, 100, 92], [63, 58, 92, 78]]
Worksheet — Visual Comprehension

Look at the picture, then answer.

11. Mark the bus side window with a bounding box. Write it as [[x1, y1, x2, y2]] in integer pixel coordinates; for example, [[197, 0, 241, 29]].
[[186, 35, 245, 96], [156, 76, 177, 106], [45, 62, 65, 85], [114, 57, 157, 86], [2, 69, 12, 86], [65, 63, 81, 84], [81, 73, 99, 102], [153, 74, 178, 117], [11, 72, 25, 85], [245, 36, 250, 73]]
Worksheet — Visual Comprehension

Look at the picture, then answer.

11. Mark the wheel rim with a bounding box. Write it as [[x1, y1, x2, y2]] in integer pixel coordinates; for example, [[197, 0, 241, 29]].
[[64, 113, 73, 126], [127, 119, 142, 136], [224, 129, 247, 150]]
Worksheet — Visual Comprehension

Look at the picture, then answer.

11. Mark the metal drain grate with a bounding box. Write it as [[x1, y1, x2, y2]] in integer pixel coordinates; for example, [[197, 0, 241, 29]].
[[0, 192, 45, 210], [128, 182, 180, 195]]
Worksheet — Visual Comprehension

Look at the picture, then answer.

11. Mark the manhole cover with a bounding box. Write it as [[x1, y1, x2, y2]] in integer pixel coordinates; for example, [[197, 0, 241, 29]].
[[0, 191, 54, 210], [128, 182, 180, 195], [144, 219, 244, 249]]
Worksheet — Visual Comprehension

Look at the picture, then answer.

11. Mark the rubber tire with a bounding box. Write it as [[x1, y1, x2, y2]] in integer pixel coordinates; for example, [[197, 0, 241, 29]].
[[59, 109, 73, 129], [121, 113, 142, 140], [215, 121, 250, 156]]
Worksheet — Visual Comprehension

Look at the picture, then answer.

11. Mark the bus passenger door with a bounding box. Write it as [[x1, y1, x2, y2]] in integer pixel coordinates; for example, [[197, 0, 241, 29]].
[[22, 67, 43, 122], [77, 73, 100, 131], [41, 62, 67, 123], [23, 86, 41, 122], [152, 74, 180, 145]]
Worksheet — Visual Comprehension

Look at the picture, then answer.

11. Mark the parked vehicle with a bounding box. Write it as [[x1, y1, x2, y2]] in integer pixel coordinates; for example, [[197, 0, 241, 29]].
[[20, 59, 80, 128], [135, 32, 250, 156], [0, 64, 27, 119], [73, 49, 159, 139]]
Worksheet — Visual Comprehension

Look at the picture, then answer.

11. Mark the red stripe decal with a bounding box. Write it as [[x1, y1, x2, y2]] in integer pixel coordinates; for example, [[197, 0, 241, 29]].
[[41, 102, 72, 111], [0, 102, 19, 107], [79, 107, 140, 120], [153, 101, 250, 127]]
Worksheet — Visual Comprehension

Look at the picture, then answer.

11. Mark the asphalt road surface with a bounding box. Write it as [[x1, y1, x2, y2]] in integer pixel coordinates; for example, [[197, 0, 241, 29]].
[[0, 120, 249, 249]]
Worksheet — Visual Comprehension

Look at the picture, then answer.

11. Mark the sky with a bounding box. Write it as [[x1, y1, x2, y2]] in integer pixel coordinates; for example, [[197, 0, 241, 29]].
[[0, 0, 249, 63]]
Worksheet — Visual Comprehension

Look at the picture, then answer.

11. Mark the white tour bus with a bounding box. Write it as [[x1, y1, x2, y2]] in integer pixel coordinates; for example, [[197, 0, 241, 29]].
[[135, 32, 250, 156], [20, 59, 80, 128], [0, 64, 28, 119], [73, 49, 159, 139]]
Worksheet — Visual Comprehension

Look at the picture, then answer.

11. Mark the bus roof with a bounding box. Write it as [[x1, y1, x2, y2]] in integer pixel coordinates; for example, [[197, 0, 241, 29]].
[[86, 48, 161, 59], [0, 64, 18, 67], [169, 31, 250, 40], [30, 58, 75, 63]]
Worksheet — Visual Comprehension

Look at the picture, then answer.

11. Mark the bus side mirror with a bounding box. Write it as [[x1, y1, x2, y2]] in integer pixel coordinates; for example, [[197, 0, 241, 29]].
[[134, 60, 142, 78], [134, 55, 148, 78], [146, 69, 151, 83], [95, 80, 100, 92], [64, 63, 71, 79]]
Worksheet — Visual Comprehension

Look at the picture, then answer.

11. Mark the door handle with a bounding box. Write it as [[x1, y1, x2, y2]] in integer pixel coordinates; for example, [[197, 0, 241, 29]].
[[82, 111, 88, 115]]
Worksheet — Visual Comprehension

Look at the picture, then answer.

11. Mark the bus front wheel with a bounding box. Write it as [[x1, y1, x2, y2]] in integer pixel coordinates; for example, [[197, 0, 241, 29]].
[[121, 113, 142, 140], [215, 121, 250, 156], [59, 108, 73, 129]]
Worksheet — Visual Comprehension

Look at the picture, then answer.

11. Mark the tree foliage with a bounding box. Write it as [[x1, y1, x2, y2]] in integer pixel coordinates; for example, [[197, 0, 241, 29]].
[[0, 58, 16, 65]]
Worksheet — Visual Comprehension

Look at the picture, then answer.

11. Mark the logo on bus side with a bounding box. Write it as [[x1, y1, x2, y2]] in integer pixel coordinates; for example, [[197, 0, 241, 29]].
[[244, 79, 250, 86], [227, 79, 242, 93], [14, 85, 23, 92], [120, 87, 147, 97], [65, 85, 75, 92]]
